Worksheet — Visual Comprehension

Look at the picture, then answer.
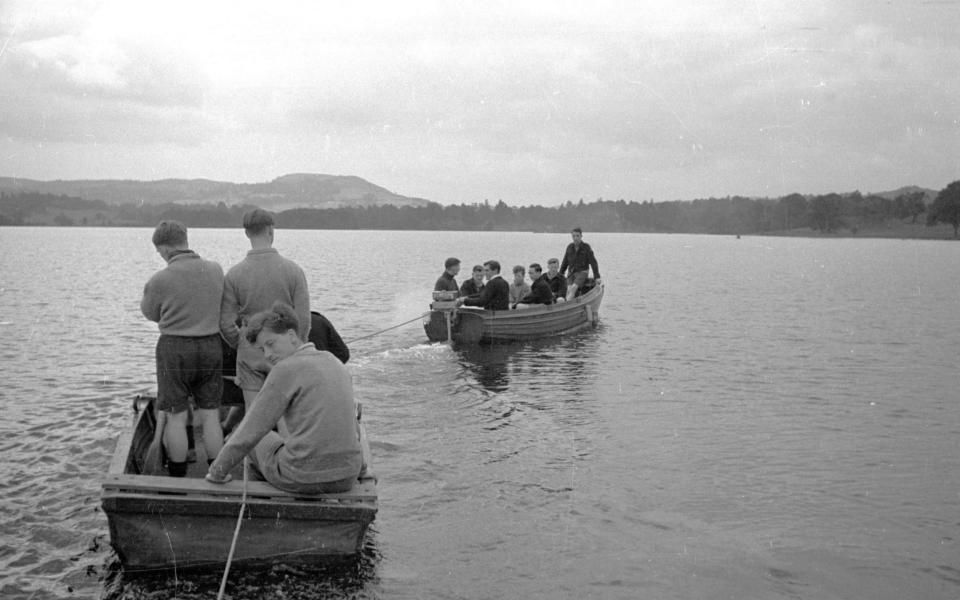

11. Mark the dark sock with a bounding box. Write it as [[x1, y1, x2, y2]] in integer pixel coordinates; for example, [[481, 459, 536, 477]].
[[207, 459, 214, 466], [168, 460, 188, 477]]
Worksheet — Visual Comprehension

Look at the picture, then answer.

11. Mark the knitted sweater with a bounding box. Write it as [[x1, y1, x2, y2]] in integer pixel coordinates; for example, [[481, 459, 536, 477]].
[[220, 248, 310, 347], [211, 344, 362, 484], [140, 251, 224, 336]]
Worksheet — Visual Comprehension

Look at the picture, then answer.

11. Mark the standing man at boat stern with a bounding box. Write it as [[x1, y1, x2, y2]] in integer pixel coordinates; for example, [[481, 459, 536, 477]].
[[141, 220, 225, 477], [206, 302, 362, 493], [559, 227, 602, 300], [220, 208, 311, 416]]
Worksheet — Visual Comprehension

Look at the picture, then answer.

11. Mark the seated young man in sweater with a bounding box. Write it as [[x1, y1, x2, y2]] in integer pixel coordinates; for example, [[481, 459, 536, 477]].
[[206, 302, 362, 493]]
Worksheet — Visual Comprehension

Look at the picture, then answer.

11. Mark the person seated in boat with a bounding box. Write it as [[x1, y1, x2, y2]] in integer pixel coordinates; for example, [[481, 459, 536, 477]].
[[559, 227, 602, 300], [434, 257, 461, 295], [508, 264, 531, 307], [459, 264, 486, 298], [544, 257, 568, 302], [141, 221, 225, 477], [220, 310, 349, 436], [206, 302, 363, 493], [513, 263, 554, 309], [456, 260, 510, 310]]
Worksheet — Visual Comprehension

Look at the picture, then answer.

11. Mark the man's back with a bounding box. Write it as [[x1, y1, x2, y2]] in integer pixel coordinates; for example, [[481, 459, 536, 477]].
[[142, 251, 223, 336], [221, 248, 310, 344]]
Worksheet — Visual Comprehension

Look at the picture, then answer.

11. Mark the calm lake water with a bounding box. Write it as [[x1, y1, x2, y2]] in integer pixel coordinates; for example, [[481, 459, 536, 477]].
[[1, 227, 958, 599]]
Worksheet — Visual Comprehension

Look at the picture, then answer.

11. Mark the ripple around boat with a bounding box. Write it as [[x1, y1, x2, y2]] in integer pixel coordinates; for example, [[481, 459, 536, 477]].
[[424, 281, 603, 343], [100, 395, 378, 571]]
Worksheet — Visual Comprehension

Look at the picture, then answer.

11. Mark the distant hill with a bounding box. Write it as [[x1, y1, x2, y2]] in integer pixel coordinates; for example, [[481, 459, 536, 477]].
[[867, 185, 938, 204], [0, 173, 430, 210]]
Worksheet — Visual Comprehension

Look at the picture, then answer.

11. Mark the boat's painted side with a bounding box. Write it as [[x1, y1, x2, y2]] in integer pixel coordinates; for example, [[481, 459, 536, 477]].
[[101, 398, 378, 570], [425, 282, 603, 343]]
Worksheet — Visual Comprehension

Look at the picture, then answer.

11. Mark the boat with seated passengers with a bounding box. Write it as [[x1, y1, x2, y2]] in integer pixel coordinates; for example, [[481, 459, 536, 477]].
[[424, 280, 603, 344]]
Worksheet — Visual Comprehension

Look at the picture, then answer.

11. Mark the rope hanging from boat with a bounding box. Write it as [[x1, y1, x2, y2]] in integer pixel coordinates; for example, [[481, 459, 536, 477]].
[[217, 456, 249, 600], [344, 311, 431, 345]]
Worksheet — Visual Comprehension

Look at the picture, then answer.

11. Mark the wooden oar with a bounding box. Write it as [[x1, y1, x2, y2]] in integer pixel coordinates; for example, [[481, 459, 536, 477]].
[[142, 409, 167, 475]]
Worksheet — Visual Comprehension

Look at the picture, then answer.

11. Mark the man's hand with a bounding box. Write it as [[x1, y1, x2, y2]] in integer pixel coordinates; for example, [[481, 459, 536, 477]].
[[205, 465, 232, 484]]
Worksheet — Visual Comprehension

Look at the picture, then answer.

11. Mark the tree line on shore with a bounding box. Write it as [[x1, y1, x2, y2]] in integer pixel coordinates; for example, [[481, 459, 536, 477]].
[[3, 181, 960, 236]]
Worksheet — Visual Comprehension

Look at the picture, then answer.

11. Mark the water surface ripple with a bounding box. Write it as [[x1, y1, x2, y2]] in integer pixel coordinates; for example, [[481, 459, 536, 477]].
[[0, 228, 957, 599]]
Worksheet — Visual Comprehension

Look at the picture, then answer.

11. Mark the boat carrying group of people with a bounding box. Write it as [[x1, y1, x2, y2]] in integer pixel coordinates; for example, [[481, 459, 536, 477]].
[[433, 227, 602, 310], [140, 208, 358, 492]]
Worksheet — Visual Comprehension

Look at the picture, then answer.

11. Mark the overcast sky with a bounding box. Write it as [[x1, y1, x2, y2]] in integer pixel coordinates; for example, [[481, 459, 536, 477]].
[[2, 1, 958, 206]]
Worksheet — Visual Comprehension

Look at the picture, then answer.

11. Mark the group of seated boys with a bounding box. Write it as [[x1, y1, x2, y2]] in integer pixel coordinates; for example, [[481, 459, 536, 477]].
[[433, 257, 572, 311]]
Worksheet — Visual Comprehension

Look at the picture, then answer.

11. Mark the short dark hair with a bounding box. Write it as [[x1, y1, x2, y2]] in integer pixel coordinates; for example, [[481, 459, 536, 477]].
[[513, 265, 525, 274], [529, 263, 542, 274], [571, 226, 582, 234], [152, 220, 188, 247], [245, 301, 300, 344], [472, 264, 484, 273], [547, 257, 559, 265], [444, 257, 461, 269], [484, 260, 501, 273], [243, 208, 275, 235]]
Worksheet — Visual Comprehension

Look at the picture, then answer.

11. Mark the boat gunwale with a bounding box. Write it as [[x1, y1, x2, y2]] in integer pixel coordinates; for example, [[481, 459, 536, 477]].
[[426, 282, 603, 343], [455, 282, 604, 321]]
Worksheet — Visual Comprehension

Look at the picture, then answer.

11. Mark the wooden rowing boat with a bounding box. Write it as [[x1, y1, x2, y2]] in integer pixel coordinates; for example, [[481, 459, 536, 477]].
[[101, 395, 378, 570], [424, 281, 604, 344]]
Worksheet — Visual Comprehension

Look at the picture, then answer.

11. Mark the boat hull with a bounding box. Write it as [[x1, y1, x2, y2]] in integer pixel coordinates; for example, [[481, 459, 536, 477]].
[[101, 397, 378, 570], [425, 282, 603, 344]]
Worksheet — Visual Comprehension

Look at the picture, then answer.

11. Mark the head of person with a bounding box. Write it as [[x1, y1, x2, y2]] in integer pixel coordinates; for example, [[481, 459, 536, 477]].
[[512, 264, 525, 284], [528, 263, 543, 280], [547, 257, 560, 276], [244, 301, 302, 365], [471, 264, 484, 282], [483, 260, 501, 280], [570, 227, 583, 244], [243, 208, 275, 241], [444, 257, 461, 277], [151, 220, 189, 261]]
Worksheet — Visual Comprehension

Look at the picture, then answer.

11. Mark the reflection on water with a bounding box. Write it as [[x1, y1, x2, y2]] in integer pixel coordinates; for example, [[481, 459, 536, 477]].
[[454, 332, 602, 398]]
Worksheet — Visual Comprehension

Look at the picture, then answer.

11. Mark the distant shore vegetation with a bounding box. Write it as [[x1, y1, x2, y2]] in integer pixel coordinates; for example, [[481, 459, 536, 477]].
[[3, 181, 960, 239]]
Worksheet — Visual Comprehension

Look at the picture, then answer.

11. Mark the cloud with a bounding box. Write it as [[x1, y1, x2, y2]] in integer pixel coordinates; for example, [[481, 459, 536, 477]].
[[0, 0, 958, 203]]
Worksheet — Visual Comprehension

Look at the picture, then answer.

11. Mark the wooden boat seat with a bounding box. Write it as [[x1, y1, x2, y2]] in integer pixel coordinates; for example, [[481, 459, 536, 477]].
[[102, 472, 378, 504]]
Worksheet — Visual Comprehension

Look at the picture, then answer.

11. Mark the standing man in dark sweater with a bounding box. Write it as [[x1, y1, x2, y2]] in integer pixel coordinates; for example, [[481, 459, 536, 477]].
[[458, 260, 510, 310], [220, 208, 311, 413], [434, 257, 461, 294], [559, 227, 602, 300], [141, 220, 225, 477]]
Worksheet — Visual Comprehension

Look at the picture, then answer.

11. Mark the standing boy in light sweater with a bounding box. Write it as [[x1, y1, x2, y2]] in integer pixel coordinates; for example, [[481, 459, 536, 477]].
[[220, 208, 311, 415], [141, 220, 225, 477]]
